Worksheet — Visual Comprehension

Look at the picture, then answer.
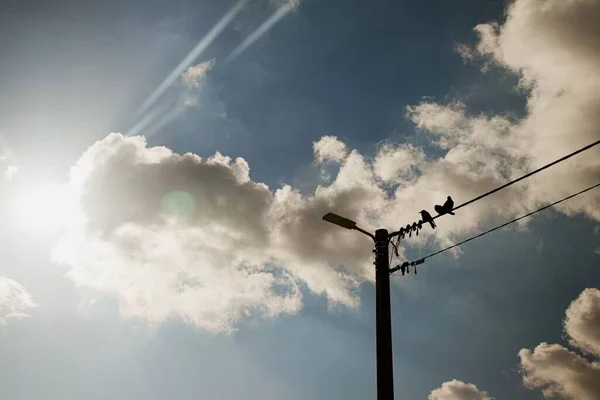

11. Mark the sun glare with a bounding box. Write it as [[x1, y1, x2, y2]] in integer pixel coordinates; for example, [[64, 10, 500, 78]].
[[12, 182, 78, 230]]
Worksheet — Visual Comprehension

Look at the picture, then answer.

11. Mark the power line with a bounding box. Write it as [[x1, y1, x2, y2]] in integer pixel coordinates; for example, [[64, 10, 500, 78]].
[[389, 138, 600, 263], [391, 181, 600, 274], [389, 138, 600, 239], [433, 139, 600, 220]]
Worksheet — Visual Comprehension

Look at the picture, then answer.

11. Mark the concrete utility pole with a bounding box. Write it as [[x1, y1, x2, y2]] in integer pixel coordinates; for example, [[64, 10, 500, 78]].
[[322, 213, 395, 400]]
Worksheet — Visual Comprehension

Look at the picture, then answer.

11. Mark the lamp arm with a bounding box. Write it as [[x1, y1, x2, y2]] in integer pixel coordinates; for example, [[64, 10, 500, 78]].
[[353, 226, 376, 241]]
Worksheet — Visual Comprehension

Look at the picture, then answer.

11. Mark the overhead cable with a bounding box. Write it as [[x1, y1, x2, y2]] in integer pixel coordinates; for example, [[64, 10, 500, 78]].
[[434, 139, 600, 220], [391, 181, 600, 275]]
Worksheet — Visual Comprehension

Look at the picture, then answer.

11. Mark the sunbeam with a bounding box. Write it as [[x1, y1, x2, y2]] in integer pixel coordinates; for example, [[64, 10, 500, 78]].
[[143, 106, 185, 140], [223, 1, 296, 65], [132, 0, 248, 122], [127, 101, 170, 137]]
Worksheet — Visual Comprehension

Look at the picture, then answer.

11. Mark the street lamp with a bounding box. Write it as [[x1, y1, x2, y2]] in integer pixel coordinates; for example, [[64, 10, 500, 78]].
[[322, 212, 375, 239], [322, 212, 395, 400]]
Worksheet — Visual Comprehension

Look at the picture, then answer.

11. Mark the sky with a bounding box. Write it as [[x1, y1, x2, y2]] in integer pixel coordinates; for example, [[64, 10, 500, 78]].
[[0, 0, 599, 399]]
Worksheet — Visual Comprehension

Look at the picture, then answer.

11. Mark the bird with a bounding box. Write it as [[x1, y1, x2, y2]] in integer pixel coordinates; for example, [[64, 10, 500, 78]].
[[443, 196, 455, 215], [420, 210, 436, 229], [434, 195, 456, 216]]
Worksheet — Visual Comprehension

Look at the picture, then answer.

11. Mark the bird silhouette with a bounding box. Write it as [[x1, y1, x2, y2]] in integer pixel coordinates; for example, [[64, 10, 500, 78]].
[[434, 195, 456, 216], [419, 210, 436, 229], [443, 196, 455, 215]]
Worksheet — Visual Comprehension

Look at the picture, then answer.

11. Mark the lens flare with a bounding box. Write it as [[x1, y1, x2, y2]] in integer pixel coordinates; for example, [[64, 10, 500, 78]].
[[162, 190, 196, 220]]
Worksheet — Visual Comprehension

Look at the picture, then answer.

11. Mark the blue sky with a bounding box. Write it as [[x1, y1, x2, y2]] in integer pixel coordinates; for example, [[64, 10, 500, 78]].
[[1, 1, 599, 399]]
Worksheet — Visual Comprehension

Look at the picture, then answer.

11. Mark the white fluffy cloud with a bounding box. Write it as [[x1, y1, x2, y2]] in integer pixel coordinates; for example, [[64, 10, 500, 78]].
[[182, 60, 215, 107], [429, 379, 493, 400], [0, 276, 37, 324], [53, 0, 600, 332], [313, 135, 348, 164], [422, 0, 600, 217], [53, 133, 386, 332], [373, 143, 425, 185], [519, 288, 600, 399], [519, 342, 600, 400], [565, 288, 600, 356], [182, 60, 215, 90]]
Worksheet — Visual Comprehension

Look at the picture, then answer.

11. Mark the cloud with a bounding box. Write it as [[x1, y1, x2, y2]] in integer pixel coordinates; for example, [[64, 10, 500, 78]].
[[182, 60, 215, 91], [313, 135, 348, 164], [387, 0, 600, 246], [182, 60, 215, 107], [454, 43, 477, 65], [519, 343, 600, 400], [373, 143, 426, 185], [4, 165, 18, 180], [428, 379, 493, 400], [0, 276, 37, 324], [519, 288, 600, 399], [564, 288, 600, 357], [53, 133, 386, 332], [419, 0, 600, 212]]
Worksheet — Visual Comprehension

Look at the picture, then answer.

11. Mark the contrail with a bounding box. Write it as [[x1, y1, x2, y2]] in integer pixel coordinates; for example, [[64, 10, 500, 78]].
[[224, 1, 296, 65], [133, 0, 248, 120]]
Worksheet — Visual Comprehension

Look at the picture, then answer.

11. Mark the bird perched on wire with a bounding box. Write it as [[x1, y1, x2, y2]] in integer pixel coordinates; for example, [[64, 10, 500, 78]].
[[443, 196, 455, 215], [434, 195, 456, 216], [420, 210, 436, 229]]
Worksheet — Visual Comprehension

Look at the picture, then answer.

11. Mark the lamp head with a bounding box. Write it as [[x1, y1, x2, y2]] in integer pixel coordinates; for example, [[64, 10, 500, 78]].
[[322, 213, 356, 230]]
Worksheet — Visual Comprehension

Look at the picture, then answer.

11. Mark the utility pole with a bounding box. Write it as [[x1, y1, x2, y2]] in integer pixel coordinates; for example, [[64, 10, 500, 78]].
[[322, 213, 395, 400], [375, 228, 394, 400]]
